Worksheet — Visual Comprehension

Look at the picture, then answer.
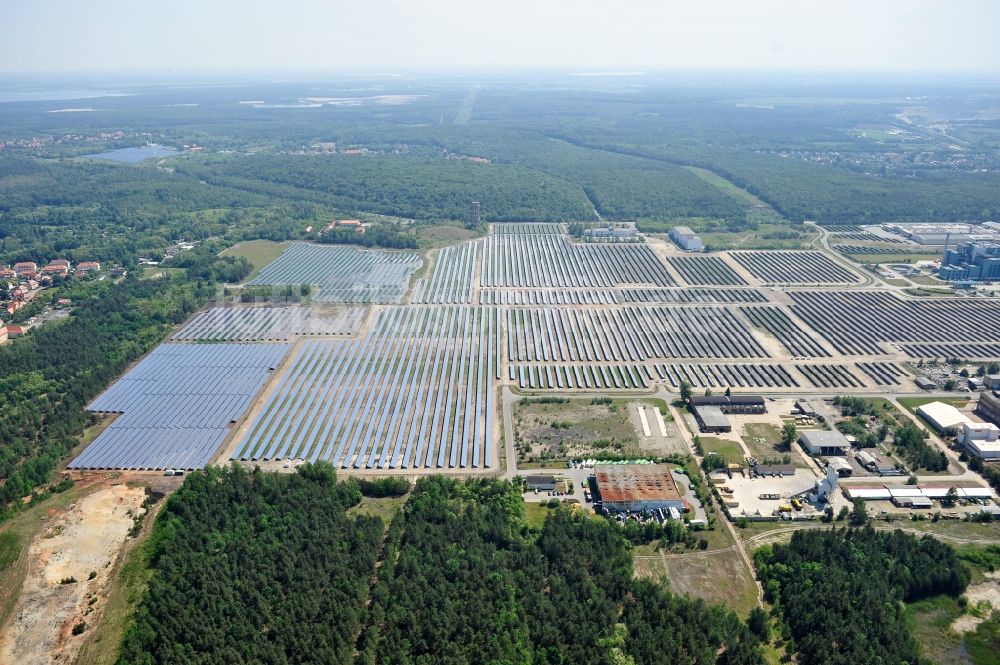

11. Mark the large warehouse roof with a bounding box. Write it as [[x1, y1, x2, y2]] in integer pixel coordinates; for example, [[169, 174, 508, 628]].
[[697, 406, 731, 430], [917, 401, 972, 432], [799, 429, 850, 454], [595, 464, 681, 504]]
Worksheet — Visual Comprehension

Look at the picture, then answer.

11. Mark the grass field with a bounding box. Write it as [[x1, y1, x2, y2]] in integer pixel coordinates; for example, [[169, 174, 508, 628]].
[[220, 239, 289, 279], [898, 396, 970, 414], [697, 222, 819, 251], [906, 594, 1000, 665], [417, 224, 481, 249], [682, 166, 763, 205], [347, 496, 408, 523], [513, 398, 640, 463], [908, 287, 960, 297], [0, 531, 19, 574], [911, 274, 949, 285], [742, 423, 802, 467], [139, 266, 185, 280], [697, 436, 745, 465], [632, 555, 669, 583], [662, 549, 760, 617], [523, 502, 552, 529]]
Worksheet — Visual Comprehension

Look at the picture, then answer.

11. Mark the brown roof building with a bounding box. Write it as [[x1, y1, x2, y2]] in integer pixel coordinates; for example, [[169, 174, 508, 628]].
[[594, 464, 685, 513]]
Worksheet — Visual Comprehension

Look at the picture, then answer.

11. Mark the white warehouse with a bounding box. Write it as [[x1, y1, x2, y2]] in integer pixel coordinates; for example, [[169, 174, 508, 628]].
[[669, 226, 704, 252], [917, 401, 971, 435], [957, 421, 1000, 459]]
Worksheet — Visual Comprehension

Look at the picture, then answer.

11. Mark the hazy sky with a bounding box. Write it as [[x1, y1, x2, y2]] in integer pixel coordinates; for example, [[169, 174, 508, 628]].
[[2, 0, 999, 74]]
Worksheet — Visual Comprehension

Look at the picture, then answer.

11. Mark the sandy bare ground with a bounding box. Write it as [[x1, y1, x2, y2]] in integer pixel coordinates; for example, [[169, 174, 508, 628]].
[[952, 570, 1000, 634], [0, 484, 145, 664]]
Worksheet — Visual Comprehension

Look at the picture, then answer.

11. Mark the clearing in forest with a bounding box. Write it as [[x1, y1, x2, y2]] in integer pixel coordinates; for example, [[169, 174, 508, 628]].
[[0, 484, 146, 665]]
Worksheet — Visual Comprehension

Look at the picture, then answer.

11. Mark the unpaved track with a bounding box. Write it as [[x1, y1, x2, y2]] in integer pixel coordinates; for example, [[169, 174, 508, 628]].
[[0, 484, 145, 665]]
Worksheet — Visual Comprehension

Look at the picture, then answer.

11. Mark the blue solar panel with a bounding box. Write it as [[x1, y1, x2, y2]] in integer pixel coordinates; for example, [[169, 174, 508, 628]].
[[69, 343, 290, 470]]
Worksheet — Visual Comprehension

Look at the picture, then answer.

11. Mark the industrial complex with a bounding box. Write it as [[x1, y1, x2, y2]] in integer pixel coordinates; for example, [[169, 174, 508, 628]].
[[67, 221, 1000, 526]]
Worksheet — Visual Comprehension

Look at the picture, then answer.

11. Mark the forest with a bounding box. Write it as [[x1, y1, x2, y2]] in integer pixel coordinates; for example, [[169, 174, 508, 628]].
[[117, 464, 383, 665], [120, 471, 764, 665], [176, 153, 596, 223], [0, 156, 315, 267], [754, 526, 970, 665]]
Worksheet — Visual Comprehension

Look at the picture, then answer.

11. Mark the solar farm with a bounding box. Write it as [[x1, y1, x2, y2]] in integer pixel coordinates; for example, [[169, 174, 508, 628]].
[[172, 305, 366, 341], [68, 225, 1000, 474], [70, 344, 289, 470], [231, 306, 499, 470], [248, 242, 421, 303], [731, 250, 860, 284]]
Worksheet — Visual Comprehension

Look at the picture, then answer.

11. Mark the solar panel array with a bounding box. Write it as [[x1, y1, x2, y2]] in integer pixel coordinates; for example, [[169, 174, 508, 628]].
[[505, 306, 768, 362], [248, 243, 420, 303], [492, 223, 562, 235], [482, 234, 675, 288], [667, 255, 747, 285], [743, 306, 831, 357], [411, 241, 479, 304], [70, 343, 290, 470], [233, 306, 499, 470], [620, 288, 766, 304], [172, 306, 365, 341], [731, 250, 859, 284], [790, 291, 1000, 356]]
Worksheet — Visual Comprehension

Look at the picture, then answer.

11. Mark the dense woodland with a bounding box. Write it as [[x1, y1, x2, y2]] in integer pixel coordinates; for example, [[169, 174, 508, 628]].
[[178, 154, 596, 223], [0, 156, 314, 266], [121, 471, 764, 665], [118, 464, 383, 664], [755, 527, 970, 665]]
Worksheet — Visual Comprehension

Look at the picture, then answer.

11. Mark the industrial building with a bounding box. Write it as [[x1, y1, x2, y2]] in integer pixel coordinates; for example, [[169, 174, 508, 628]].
[[583, 224, 640, 242], [915, 376, 937, 391], [689, 395, 766, 414], [795, 400, 819, 417], [694, 406, 731, 433], [976, 392, 1000, 427], [669, 226, 704, 252], [956, 422, 1000, 459], [939, 241, 1000, 282], [855, 450, 901, 475], [689, 395, 765, 433], [845, 485, 995, 505], [799, 430, 851, 456], [826, 457, 853, 477], [594, 464, 686, 513], [524, 475, 559, 491], [893, 495, 933, 509], [751, 463, 795, 477], [884, 222, 1000, 246], [917, 401, 972, 434]]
